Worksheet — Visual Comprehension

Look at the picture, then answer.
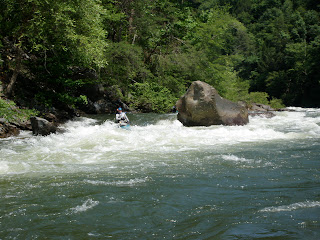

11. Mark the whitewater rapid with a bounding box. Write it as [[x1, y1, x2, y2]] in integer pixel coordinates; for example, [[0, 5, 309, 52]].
[[0, 108, 320, 175]]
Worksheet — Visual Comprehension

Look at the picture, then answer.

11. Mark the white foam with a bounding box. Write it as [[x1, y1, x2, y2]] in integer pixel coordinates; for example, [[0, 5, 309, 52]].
[[259, 201, 320, 212], [221, 155, 253, 163], [70, 199, 99, 214], [0, 109, 319, 175], [0, 161, 9, 173], [0, 149, 17, 155], [84, 177, 150, 186]]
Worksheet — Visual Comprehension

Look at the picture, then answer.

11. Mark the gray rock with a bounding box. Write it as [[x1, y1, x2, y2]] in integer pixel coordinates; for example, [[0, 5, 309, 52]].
[[30, 116, 57, 136], [250, 103, 274, 111], [176, 81, 249, 126], [0, 122, 20, 138], [249, 111, 275, 118]]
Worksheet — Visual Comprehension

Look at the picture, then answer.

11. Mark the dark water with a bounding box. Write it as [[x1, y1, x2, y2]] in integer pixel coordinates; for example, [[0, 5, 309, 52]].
[[1, 108, 320, 239]]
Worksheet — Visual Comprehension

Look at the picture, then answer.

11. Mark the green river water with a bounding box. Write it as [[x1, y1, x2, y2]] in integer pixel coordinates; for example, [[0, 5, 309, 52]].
[[0, 108, 320, 239]]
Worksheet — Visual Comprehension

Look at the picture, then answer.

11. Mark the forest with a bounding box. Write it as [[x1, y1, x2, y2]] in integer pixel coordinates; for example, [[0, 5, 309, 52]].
[[0, 0, 319, 118]]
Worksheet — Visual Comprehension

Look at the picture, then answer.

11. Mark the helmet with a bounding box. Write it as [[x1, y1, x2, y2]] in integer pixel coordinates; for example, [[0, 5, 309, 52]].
[[118, 107, 122, 111]]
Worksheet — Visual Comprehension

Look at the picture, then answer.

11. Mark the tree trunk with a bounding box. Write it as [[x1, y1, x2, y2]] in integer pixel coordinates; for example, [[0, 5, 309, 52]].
[[5, 47, 22, 97], [128, 8, 135, 43]]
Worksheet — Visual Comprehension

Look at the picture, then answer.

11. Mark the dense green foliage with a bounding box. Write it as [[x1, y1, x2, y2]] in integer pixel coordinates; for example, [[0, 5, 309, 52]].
[[0, 0, 107, 110], [1, 0, 319, 114], [0, 98, 38, 122]]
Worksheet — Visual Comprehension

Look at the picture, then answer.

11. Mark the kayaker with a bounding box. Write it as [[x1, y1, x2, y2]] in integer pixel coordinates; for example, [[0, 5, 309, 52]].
[[115, 107, 129, 124]]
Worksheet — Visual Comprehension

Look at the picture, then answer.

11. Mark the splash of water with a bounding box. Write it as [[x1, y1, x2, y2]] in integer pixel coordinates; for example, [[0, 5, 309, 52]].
[[0, 108, 319, 175], [260, 201, 320, 212]]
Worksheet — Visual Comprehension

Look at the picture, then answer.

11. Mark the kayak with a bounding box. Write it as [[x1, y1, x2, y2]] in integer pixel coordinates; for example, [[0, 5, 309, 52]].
[[119, 121, 130, 130]]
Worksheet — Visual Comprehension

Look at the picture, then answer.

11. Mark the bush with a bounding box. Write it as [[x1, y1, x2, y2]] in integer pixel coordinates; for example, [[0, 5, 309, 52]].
[[246, 92, 270, 105], [0, 98, 39, 122], [269, 97, 285, 109], [129, 82, 177, 113], [245, 92, 285, 109]]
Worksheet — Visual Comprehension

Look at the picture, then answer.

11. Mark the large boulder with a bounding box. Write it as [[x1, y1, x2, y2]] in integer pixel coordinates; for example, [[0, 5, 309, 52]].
[[176, 81, 249, 126], [30, 116, 57, 136]]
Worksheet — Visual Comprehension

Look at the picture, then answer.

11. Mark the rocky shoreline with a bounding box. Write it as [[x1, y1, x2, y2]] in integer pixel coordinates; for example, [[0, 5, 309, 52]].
[[0, 81, 130, 138], [0, 108, 71, 138]]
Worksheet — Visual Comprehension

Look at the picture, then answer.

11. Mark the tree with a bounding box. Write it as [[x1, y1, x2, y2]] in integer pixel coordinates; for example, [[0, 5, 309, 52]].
[[1, 0, 107, 101]]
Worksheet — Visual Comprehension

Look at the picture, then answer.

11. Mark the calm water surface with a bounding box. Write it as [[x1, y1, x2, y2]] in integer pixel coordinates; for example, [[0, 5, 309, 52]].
[[0, 108, 320, 239]]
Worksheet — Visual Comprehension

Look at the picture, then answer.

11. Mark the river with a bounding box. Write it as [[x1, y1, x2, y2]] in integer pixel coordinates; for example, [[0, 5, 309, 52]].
[[1, 108, 320, 239]]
